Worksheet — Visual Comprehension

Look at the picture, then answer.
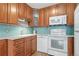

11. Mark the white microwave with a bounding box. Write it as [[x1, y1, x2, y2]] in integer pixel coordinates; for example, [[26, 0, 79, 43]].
[[49, 15, 67, 25]]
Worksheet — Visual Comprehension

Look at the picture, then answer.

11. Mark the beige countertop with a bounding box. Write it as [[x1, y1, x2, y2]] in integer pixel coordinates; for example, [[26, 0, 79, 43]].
[[0, 34, 36, 40]]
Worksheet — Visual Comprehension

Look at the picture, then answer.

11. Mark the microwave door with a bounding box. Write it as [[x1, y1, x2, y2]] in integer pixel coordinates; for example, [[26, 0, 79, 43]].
[[57, 16, 63, 25], [49, 16, 57, 25]]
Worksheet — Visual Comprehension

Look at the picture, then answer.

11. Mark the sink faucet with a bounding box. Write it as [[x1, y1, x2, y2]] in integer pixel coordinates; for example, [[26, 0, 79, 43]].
[[20, 30, 25, 35]]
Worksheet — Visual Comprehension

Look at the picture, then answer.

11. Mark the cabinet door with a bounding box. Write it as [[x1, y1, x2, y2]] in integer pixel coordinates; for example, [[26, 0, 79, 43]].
[[57, 4, 67, 15], [49, 5, 56, 16], [68, 37, 74, 56], [67, 3, 76, 25], [39, 8, 45, 27], [31, 36, 37, 54], [44, 8, 49, 27], [24, 4, 27, 19], [25, 37, 32, 56], [18, 3, 25, 19], [27, 6, 32, 19], [14, 39, 25, 56], [0, 3, 8, 23], [0, 40, 8, 56], [27, 5, 33, 26], [8, 3, 18, 24]]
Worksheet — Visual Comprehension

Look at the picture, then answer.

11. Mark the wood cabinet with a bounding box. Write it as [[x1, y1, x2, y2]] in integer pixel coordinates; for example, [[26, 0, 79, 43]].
[[38, 4, 67, 27], [26, 5, 33, 26], [38, 8, 49, 27], [13, 38, 25, 56], [0, 36, 37, 56], [13, 35, 37, 56], [25, 36, 37, 56], [0, 3, 8, 23], [39, 8, 45, 27], [67, 3, 76, 25], [8, 3, 18, 24], [45, 3, 76, 26], [44, 7, 49, 27], [25, 37, 32, 56], [24, 4, 27, 19], [49, 5, 56, 16], [49, 4, 67, 16], [68, 37, 74, 56], [18, 3, 25, 19], [0, 3, 33, 26], [31, 36, 37, 54], [57, 4, 67, 15], [0, 40, 8, 56]]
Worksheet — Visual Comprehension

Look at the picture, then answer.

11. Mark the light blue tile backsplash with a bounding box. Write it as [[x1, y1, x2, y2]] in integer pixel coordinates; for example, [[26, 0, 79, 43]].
[[0, 23, 74, 37], [34, 27, 49, 35], [67, 25, 74, 35], [0, 24, 33, 37]]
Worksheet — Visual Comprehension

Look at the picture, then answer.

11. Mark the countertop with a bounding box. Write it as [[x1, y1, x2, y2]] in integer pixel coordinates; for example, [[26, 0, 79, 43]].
[[0, 34, 36, 40], [0, 34, 74, 40]]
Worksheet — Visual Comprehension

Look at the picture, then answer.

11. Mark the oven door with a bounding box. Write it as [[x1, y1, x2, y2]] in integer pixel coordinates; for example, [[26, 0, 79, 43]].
[[48, 36, 67, 53]]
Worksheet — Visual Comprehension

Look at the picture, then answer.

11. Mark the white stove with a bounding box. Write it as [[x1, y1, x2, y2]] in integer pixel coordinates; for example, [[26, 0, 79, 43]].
[[48, 28, 68, 56]]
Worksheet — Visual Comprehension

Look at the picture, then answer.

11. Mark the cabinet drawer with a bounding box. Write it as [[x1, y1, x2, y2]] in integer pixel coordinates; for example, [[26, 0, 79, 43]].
[[15, 43, 24, 47], [15, 52, 25, 56], [14, 39, 24, 44]]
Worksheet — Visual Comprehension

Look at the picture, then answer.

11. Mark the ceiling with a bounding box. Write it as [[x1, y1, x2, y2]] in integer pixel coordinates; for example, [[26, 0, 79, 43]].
[[27, 3, 57, 9]]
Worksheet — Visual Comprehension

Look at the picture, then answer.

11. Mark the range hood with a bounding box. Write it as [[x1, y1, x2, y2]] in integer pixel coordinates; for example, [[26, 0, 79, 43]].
[[18, 18, 28, 27]]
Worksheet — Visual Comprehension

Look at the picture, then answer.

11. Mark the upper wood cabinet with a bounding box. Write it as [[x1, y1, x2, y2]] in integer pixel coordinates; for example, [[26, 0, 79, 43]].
[[26, 5, 33, 26], [24, 4, 27, 19], [0, 3, 33, 26], [44, 7, 49, 27], [56, 4, 67, 15], [49, 4, 67, 16], [49, 5, 56, 16], [18, 3, 25, 19], [8, 3, 18, 24], [0, 3, 8, 23], [39, 8, 45, 27], [67, 3, 76, 25], [0, 3, 76, 26]]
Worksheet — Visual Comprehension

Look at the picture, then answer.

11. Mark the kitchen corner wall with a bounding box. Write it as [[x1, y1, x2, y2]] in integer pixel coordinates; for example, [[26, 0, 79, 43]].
[[0, 24, 33, 37]]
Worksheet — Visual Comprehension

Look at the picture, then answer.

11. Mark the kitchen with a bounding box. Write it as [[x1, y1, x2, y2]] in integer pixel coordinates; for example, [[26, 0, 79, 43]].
[[0, 3, 78, 56]]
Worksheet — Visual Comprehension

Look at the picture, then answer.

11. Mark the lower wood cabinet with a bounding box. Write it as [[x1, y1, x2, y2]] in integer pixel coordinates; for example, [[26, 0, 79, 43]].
[[13, 35, 37, 56], [25, 36, 37, 56], [31, 37, 37, 54], [25, 37, 32, 56], [13, 38, 25, 56], [0, 40, 8, 56], [68, 37, 74, 56], [0, 35, 37, 56]]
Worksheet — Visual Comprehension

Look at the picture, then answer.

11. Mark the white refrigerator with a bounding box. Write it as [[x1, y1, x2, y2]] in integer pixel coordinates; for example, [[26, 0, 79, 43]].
[[74, 4, 79, 56]]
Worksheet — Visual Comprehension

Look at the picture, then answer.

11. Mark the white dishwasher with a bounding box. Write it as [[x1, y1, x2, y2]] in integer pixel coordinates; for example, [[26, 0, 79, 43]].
[[37, 35, 48, 53]]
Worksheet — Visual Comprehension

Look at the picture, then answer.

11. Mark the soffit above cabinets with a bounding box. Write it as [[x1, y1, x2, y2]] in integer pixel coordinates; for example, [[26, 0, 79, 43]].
[[27, 3, 57, 9]]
